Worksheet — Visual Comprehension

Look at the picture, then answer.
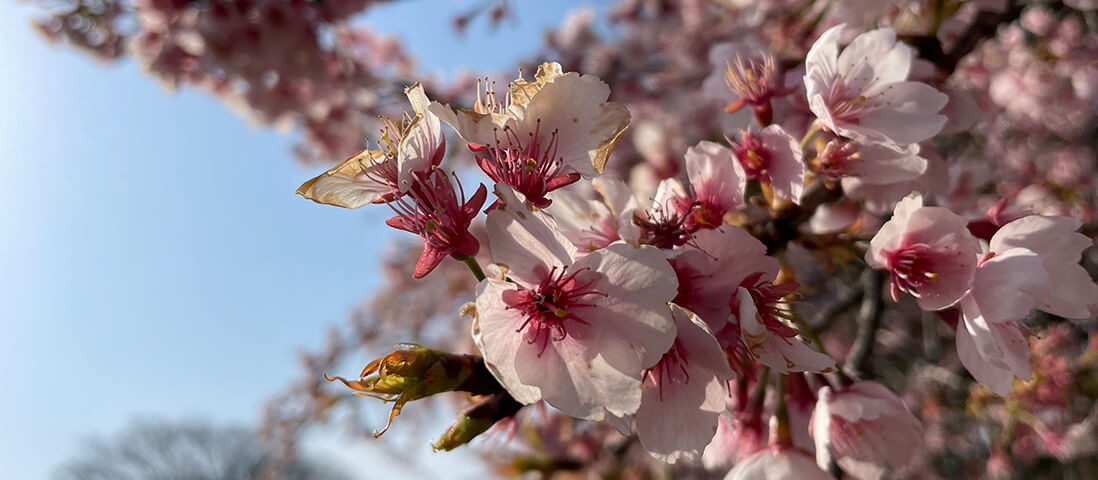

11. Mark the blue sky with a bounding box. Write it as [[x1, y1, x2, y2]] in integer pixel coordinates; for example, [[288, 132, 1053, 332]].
[[0, 1, 610, 478]]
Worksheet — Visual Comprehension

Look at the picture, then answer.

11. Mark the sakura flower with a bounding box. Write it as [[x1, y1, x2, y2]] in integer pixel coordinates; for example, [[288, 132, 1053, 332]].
[[633, 179, 696, 249], [297, 83, 443, 208], [987, 215, 1098, 319], [841, 146, 950, 214], [670, 226, 777, 331], [544, 177, 641, 252], [812, 139, 927, 185], [725, 448, 833, 480], [804, 25, 949, 147], [866, 194, 981, 311], [723, 53, 786, 125], [733, 283, 836, 374], [667, 227, 835, 373], [704, 408, 766, 469], [955, 215, 1098, 396], [702, 38, 765, 101], [386, 168, 487, 278], [679, 140, 747, 230], [811, 381, 923, 479], [467, 125, 580, 208], [625, 305, 734, 463], [431, 62, 630, 187], [473, 186, 678, 420], [955, 306, 1033, 397], [729, 125, 805, 204]]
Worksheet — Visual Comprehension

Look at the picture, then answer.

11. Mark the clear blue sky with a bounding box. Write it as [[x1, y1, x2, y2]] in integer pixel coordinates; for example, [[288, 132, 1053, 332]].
[[0, 1, 610, 478]]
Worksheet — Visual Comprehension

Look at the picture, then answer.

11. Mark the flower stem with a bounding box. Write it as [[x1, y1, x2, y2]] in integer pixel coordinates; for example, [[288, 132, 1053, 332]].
[[457, 254, 486, 282], [749, 367, 771, 412], [800, 121, 822, 151], [773, 374, 794, 448]]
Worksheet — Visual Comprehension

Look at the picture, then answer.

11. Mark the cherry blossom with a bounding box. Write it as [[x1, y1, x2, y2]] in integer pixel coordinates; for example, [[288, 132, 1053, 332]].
[[621, 305, 734, 463], [677, 140, 747, 231], [669, 227, 778, 331], [733, 285, 836, 374], [725, 448, 833, 480], [956, 215, 1098, 396], [431, 62, 630, 183], [811, 381, 922, 479], [296, 84, 443, 208], [473, 186, 678, 420], [812, 139, 927, 185], [866, 194, 981, 311], [544, 178, 641, 252], [385, 168, 486, 279], [728, 125, 805, 204], [804, 25, 949, 147]]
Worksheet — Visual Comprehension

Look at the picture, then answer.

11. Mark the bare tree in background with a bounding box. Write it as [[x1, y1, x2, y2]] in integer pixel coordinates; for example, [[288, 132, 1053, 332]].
[[54, 419, 348, 480]]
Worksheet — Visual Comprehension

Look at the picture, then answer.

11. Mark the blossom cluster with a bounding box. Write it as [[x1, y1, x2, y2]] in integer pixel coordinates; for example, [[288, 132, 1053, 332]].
[[30, 0, 441, 164], [48, 0, 1081, 477], [296, 11, 1098, 474]]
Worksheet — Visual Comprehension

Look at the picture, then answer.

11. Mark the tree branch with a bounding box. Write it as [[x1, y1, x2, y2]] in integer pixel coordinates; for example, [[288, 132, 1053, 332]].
[[845, 269, 884, 377]]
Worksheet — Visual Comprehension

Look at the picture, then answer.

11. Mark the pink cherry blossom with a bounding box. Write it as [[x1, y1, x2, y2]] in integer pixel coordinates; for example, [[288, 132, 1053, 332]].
[[840, 145, 950, 215], [725, 448, 833, 480], [811, 381, 922, 479], [473, 186, 678, 420], [297, 84, 444, 208], [988, 215, 1098, 319], [723, 53, 786, 125], [813, 139, 927, 184], [670, 227, 778, 331], [866, 194, 981, 311], [633, 178, 697, 249], [430, 62, 630, 182], [734, 286, 836, 374], [804, 25, 949, 147], [955, 214, 1098, 396], [544, 177, 641, 253], [385, 168, 486, 279], [628, 305, 734, 463], [676, 140, 747, 230], [729, 125, 805, 204], [703, 408, 766, 469], [953, 248, 1047, 395]]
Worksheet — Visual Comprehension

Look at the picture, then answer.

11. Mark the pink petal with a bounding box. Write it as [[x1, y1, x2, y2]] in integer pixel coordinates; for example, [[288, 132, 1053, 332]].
[[473, 279, 544, 405], [574, 243, 679, 368], [514, 334, 643, 420], [836, 28, 911, 90], [412, 244, 449, 279], [955, 312, 1016, 397], [845, 82, 948, 146], [484, 185, 579, 285], [844, 143, 927, 185], [685, 140, 747, 211], [970, 248, 1047, 324], [759, 124, 806, 204]]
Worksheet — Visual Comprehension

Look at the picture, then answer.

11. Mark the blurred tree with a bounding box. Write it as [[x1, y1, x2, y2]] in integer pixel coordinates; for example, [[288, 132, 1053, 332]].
[[53, 419, 348, 480]]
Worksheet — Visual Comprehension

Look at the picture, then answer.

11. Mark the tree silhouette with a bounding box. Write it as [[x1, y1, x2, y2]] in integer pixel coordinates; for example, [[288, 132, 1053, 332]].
[[54, 419, 348, 480]]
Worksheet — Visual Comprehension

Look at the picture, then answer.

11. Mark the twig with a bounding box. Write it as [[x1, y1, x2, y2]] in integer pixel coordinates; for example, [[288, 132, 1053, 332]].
[[761, 181, 843, 254], [845, 269, 884, 377], [807, 282, 865, 332]]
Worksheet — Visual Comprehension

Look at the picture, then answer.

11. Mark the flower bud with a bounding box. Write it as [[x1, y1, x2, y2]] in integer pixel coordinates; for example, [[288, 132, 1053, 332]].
[[326, 344, 503, 437]]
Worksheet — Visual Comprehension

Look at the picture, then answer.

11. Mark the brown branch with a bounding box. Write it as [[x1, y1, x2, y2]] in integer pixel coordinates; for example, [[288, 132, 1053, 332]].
[[761, 181, 843, 254], [845, 269, 885, 377]]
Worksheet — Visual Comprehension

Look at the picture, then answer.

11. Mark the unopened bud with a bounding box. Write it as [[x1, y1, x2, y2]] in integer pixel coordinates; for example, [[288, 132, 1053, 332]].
[[432, 392, 522, 451], [326, 344, 504, 437]]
